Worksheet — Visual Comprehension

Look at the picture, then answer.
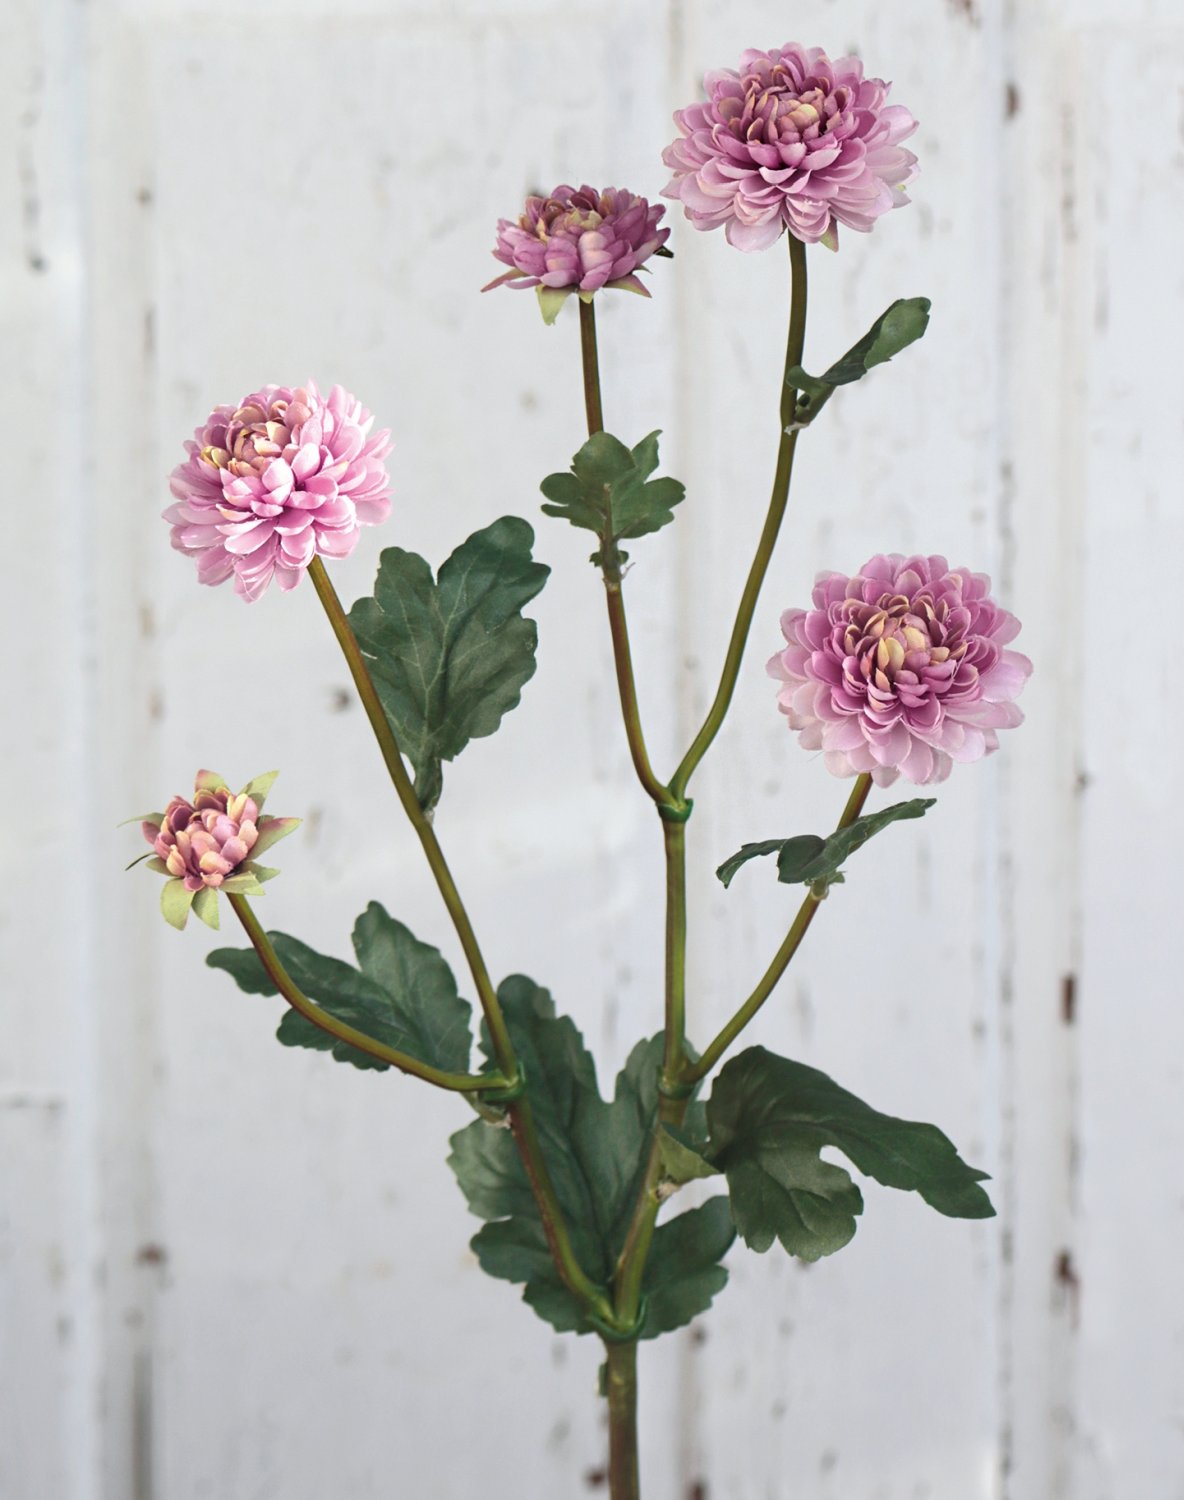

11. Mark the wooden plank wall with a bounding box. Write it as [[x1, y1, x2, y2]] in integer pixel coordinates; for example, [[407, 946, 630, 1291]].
[[3, 1, 1180, 1496]]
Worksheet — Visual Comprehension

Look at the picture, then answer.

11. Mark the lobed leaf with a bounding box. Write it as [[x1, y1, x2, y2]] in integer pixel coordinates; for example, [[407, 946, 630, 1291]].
[[706, 1047, 995, 1262], [449, 998, 730, 1337], [540, 430, 685, 569], [206, 902, 473, 1075], [716, 799, 935, 895], [348, 517, 549, 811]]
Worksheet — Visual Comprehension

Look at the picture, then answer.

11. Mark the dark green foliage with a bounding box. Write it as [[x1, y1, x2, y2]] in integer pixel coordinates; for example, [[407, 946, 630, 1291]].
[[716, 798, 936, 896], [348, 517, 549, 810], [449, 988, 733, 1336], [540, 430, 685, 569], [788, 297, 932, 424], [707, 1047, 995, 1262], [207, 902, 472, 1074]]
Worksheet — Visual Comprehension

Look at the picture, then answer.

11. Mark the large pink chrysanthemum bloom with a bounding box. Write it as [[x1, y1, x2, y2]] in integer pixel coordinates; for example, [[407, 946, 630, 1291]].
[[769, 555, 1031, 786], [663, 43, 918, 251], [166, 382, 392, 602], [136, 770, 299, 929], [482, 184, 669, 320]]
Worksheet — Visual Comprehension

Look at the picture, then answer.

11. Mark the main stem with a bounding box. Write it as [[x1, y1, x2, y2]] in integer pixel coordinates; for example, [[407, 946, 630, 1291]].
[[307, 554, 614, 1325], [669, 232, 808, 801], [604, 1340, 640, 1500]]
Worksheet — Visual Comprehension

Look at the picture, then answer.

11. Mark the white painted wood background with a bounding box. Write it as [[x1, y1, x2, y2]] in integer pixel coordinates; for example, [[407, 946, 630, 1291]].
[[3, 0, 1181, 1495]]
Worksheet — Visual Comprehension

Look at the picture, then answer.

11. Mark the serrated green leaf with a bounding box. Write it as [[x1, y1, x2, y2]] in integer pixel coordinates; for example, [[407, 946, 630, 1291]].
[[787, 297, 932, 423], [449, 1004, 728, 1337], [716, 799, 935, 894], [707, 1047, 994, 1262], [642, 1197, 734, 1336], [206, 903, 472, 1075], [348, 518, 549, 811], [540, 429, 685, 570]]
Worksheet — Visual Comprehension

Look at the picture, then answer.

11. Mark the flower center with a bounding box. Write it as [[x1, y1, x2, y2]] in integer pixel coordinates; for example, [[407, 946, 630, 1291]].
[[842, 591, 964, 693], [721, 64, 852, 146], [200, 394, 313, 476]]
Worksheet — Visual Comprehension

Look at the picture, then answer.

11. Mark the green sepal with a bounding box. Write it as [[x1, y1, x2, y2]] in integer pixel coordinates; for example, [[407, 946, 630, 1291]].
[[144, 856, 170, 875], [206, 902, 473, 1075], [160, 879, 195, 930], [191, 886, 220, 930], [193, 770, 225, 793], [787, 297, 932, 426], [118, 811, 163, 829], [239, 770, 280, 808], [540, 430, 685, 571], [449, 1010, 731, 1338], [348, 518, 549, 812], [241, 861, 280, 883], [250, 817, 300, 857], [706, 1046, 995, 1262], [538, 286, 573, 324], [716, 798, 935, 895], [219, 872, 266, 895]]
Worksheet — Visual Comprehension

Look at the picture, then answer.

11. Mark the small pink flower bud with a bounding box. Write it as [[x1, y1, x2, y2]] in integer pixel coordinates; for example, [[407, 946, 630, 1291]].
[[134, 770, 299, 929]]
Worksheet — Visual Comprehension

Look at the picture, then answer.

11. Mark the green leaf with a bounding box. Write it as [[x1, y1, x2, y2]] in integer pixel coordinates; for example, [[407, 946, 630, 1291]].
[[656, 1127, 720, 1188], [716, 799, 935, 895], [707, 1047, 994, 1262], [642, 1197, 734, 1336], [348, 518, 549, 811], [206, 902, 472, 1074], [540, 430, 685, 569], [787, 297, 932, 423], [449, 1003, 730, 1337]]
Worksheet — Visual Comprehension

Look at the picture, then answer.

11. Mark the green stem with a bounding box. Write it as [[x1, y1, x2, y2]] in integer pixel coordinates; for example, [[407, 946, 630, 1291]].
[[307, 556, 517, 1076], [579, 297, 605, 436], [228, 894, 507, 1091], [578, 299, 673, 809], [685, 773, 873, 1083], [307, 554, 613, 1325], [669, 232, 809, 801], [661, 820, 688, 1092], [604, 1339, 640, 1500]]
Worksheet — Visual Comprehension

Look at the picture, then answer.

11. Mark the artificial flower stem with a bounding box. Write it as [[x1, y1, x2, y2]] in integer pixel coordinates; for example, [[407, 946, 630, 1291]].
[[579, 300, 673, 808], [604, 1338, 641, 1500], [306, 555, 616, 1327], [579, 297, 605, 435], [307, 556, 517, 1075], [669, 232, 809, 802], [661, 820, 688, 1093], [685, 772, 873, 1083], [227, 894, 507, 1091]]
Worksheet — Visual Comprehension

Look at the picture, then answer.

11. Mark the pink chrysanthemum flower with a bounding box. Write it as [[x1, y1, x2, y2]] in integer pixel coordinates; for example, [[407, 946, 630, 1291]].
[[482, 184, 669, 321], [662, 43, 918, 251], [769, 555, 1031, 786], [165, 382, 392, 602], [136, 770, 299, 929]]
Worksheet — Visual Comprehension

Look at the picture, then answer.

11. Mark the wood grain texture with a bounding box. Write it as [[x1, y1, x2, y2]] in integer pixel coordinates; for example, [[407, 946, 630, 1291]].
[[2, 2, 1179, 1496]]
